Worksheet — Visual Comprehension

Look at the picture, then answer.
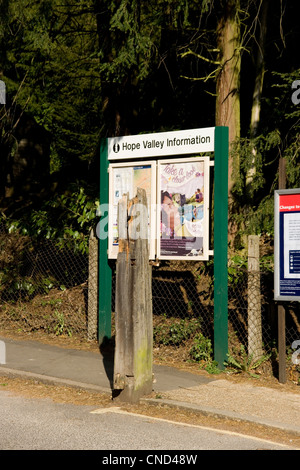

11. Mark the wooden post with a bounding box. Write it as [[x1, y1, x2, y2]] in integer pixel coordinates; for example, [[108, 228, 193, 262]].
[[114, 188, 153, 403], [88, 228, 98, 341], [278, 304, 287, 383], [248, 235, 263, 361]]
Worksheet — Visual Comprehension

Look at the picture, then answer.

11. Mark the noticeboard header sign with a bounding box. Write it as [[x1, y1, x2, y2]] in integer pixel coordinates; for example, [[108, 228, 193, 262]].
[[108, 127, 215, 160], [274, 189, 300, 301]]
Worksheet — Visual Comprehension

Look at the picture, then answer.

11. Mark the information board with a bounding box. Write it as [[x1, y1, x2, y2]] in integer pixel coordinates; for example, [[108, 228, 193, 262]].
[[274, 189, 300, 300], [107, 127, 215, 160], [157, 157, 210, 260], [108, 161, 156, 259]]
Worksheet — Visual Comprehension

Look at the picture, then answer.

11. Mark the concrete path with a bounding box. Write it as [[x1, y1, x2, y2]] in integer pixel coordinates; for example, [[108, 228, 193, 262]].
[[0, 335, 299, 438]]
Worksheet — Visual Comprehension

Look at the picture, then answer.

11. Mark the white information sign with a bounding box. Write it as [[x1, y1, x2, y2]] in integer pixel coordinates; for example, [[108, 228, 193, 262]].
[[108, 127, 215, 160]]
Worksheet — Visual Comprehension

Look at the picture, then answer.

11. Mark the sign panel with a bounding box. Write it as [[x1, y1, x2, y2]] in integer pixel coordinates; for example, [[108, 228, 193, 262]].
[[274, 189, 300, 300], [157, 157, 210, 260], [108, 127, 215, 160], [108, 161, 156, 259]]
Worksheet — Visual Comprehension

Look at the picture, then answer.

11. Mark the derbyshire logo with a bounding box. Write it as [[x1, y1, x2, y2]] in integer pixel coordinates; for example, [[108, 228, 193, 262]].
[[113, 142, 120, 153], [0, 80, 6, 105]]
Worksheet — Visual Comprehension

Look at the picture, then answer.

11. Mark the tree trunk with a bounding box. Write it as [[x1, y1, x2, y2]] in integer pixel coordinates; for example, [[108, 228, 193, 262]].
[[246, 0, 269, 196], [216, 0, 241, 203]]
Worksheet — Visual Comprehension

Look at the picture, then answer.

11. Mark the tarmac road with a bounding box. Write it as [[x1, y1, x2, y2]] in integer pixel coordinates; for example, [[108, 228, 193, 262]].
[[0, 387, 295, 451], [0, 334, 299, 452]]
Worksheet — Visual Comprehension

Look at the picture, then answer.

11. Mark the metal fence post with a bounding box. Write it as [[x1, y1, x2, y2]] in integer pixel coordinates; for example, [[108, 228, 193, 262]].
[[213, 126, 229, 369], [98, 138, 112, 344]]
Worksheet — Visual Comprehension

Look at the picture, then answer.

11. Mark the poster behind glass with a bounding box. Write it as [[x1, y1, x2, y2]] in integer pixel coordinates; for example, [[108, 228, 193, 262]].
[[157, 157, 210, 260], [108, 162, 156, 259]]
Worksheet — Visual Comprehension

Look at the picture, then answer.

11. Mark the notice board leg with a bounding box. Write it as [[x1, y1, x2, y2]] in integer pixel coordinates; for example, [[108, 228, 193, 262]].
[[213, 126, 229, 369], [99, 138, 112, 344], [278, 303, 287, 384]]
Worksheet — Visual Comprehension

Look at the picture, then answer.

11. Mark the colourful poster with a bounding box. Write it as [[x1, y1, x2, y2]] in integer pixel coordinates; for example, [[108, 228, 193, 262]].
[[108, 162, 156, 259], [158, 158, 210, 260]]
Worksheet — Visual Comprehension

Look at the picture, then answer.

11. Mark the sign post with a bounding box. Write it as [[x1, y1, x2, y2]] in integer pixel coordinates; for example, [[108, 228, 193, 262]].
[[213, 126, 229, 369], [98, 139, 112, 343]]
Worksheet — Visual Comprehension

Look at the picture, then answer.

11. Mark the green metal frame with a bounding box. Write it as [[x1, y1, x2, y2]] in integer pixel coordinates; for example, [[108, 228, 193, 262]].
[[213, 126, 229, 369], [98, 138, 112, 343], [98, 128, 229, 367]]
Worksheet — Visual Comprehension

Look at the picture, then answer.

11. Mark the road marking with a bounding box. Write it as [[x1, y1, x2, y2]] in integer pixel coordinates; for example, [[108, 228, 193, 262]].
[[90, 407, 298, 449], [91, 407, 122, 414]]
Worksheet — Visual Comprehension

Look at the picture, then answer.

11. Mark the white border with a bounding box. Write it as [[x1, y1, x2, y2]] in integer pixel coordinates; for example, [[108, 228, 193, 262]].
[[108, 161, 157, 260], [157, 157, 210, 261]]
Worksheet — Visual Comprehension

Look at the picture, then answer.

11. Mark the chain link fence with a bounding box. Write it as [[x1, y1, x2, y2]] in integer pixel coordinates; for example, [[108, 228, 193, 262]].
[[0, 224, 89, 338], [0, 224, 299, 379]]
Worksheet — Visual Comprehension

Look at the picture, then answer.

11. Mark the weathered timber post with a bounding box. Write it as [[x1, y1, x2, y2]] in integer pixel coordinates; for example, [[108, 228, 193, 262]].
[[248, 235, 263, 361], [114, 188, 153, 403], [88, 228, 99, 341]]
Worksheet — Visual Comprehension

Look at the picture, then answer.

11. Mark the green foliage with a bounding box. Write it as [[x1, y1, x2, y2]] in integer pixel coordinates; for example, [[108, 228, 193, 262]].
[[153, 317, 201, 346], [53, 310, 72, 337], [225, 345, 271, 378], [270, 69, 300, 189], [230, 130, 284, 237], [227, 252, 274, 291], [189, 332, 212, 362], [1, 0, 299, 247], [153, 317, 221, 374], [188, 333, 221, 374], [233, 131, 281, 198], [0, 261, 64, 302], [3, 185, 98, 254], [228, 255, 247, 286], [1, 0, 102, 165]]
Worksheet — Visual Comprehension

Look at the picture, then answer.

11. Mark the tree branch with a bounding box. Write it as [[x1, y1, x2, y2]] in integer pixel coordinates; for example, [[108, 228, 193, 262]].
[[180, 49, 220, 65]]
